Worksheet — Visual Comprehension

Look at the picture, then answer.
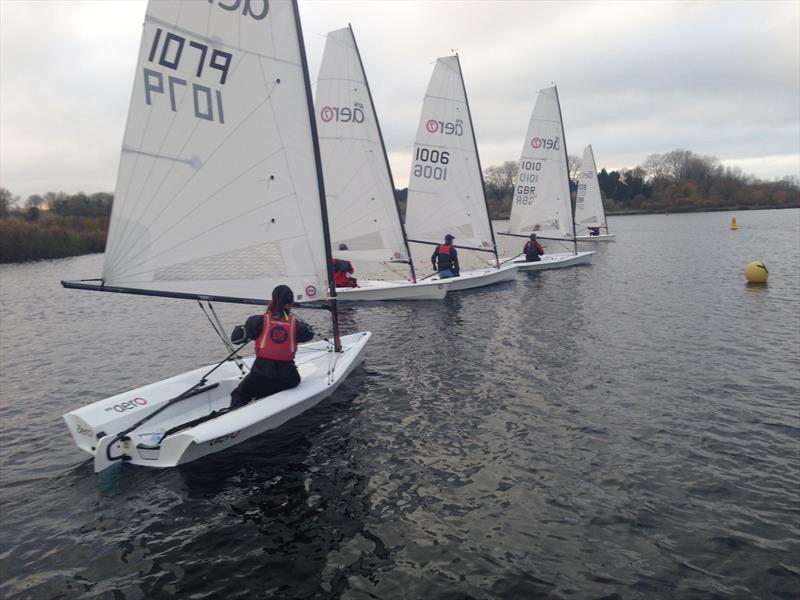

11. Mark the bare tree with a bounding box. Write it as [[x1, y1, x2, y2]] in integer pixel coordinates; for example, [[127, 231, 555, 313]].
[[568, 154, 581, 182], [0, 187, 19, 218], [484, 161, 518, 200]]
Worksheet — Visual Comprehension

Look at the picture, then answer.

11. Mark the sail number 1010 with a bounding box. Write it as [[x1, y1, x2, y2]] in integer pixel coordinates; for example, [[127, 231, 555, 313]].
[[413, 147, 449, 181], [515, 160, 543, 205]]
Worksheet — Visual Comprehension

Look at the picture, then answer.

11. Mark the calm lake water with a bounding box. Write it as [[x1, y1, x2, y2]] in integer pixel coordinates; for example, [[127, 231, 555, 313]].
[[1, 209, 799, 599]]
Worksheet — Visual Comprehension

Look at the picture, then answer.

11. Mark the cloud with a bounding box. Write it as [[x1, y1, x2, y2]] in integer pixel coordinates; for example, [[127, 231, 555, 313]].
[[1, 0, 798, 197]]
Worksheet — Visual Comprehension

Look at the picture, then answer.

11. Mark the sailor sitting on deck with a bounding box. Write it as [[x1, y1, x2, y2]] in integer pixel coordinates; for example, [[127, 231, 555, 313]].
[[523, 233, 544, 262], [228, 285, 314, 410], [432, 234, 460, 278], [588, 226, 601, 236], [332, 243, 358, 288]]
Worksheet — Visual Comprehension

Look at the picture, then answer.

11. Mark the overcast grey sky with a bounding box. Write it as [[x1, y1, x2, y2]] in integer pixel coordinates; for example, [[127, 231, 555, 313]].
[[1, 0, 798, 199]]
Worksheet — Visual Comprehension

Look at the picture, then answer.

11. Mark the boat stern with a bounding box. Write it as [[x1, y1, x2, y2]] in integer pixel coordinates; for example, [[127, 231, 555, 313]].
[[63, 413, 102, 456]]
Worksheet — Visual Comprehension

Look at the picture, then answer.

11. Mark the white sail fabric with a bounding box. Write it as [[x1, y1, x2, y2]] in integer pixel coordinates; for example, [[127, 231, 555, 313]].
[[404, 56, 495, 268], [102, 0, 329, 303], [575, 144, 607, 231], [508, 86, 574, 240], [315, 27, 411, 281]]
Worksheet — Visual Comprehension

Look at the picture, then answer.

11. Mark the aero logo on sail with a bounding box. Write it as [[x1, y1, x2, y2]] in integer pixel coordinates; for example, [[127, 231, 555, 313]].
[[530, 137, 560, 150], [320, 103, 365, 123], [426, 119, 464, 136]]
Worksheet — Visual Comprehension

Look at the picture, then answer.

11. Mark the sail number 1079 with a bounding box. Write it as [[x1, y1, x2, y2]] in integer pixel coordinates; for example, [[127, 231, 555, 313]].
[[413, 147, 449, 181], [143, 28, 232, 124]]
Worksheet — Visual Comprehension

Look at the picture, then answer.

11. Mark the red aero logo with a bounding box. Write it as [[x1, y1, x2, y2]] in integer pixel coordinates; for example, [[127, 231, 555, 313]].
[[321, 106, 335, 122], [530, 137, 560, 150], [426, 119, 463, 136], [320, 103, 365, 123], [305, 284, 317, 297]]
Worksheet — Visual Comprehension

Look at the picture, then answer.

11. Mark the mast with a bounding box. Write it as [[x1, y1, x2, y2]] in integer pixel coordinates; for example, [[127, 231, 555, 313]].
[[589, 144, 610, 233], [456, 53, 501, 269], [553, 85, 577, 256], [293, 0, 341, 351], [349, 24, 417, 283]]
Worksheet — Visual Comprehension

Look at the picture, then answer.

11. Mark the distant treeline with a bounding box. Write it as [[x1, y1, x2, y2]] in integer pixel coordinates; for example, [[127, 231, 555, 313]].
[[2, 148, 798, 262], [0, 190, 111, 263], [474, 149, 799, 219]]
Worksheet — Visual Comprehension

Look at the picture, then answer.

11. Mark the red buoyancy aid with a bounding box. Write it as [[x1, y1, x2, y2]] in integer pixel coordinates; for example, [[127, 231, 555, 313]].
[[255, 312, 297, 362], [437, 244, 453, 255], [524, 240, 543, 254]]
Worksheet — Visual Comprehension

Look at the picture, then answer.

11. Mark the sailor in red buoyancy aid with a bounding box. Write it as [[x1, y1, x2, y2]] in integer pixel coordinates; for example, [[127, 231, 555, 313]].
[[332, 258, 358, 288], [523, 233, 544, 262], [332, 243, 358, 288], [228, 285, 314, 409], [431, 234, 460, 278]]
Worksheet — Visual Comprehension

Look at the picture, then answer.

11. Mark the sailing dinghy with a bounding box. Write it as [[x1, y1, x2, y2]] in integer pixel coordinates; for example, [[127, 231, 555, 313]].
[[315, 26, 448, 301], [498, 86, 594, 271], [574, 144, 615, 242], [61, 0, 370, 472], [404, 55, 518, 291]]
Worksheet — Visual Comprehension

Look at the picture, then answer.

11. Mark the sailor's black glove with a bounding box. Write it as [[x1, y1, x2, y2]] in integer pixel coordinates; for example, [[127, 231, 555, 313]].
[[230, 325, 248, 344]]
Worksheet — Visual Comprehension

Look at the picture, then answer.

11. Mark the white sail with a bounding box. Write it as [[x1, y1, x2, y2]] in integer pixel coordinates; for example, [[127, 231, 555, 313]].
[[404, 56, 495, 269], [508, 86, 574, 240], [574, 144, 607, 231], [315, 26, 411, 281], [102, 0, 329, 303]]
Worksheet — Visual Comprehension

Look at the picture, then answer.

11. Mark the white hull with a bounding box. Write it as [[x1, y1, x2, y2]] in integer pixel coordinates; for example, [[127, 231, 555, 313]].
[[576, 234, 616, 242], [64, 333, 371, 471], [336, 278, 448, 300], [427, 263, 519, 291], [511, 251, 594, 271]]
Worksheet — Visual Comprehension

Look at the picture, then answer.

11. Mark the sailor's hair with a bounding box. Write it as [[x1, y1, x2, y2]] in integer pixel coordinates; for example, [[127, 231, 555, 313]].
[[269, 285, 294, 317]]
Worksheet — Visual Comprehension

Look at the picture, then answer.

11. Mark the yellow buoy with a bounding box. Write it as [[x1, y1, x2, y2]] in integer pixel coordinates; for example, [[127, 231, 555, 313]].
[[730, 217, 738, 230], [744, 261, 768, 283]]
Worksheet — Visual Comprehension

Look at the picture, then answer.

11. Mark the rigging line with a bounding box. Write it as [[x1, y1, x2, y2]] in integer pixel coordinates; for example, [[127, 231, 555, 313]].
[[108, 83, 268, 274], [198, 299, 236, 356], [207, 301, 247, 374], [376, 261, 413, 280]]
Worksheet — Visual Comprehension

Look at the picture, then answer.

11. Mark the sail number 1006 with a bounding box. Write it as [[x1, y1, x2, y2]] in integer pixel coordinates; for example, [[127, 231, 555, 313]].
[[413, 147, 449, 181]]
